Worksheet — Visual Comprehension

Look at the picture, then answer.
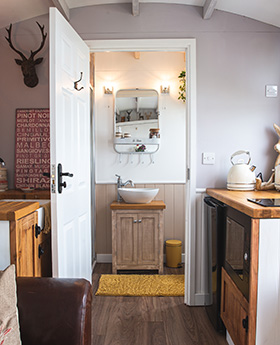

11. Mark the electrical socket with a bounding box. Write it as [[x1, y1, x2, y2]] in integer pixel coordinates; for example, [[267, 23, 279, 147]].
[[202, 152, 215, 165]]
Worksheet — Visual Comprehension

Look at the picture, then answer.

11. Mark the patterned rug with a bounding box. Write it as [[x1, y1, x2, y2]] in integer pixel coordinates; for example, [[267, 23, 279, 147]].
[[95, 274, 184, 296]]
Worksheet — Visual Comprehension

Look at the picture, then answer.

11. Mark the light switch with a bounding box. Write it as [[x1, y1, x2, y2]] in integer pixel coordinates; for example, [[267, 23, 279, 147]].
[[202, 152, 215, 165], [266, 85, 278, 98]]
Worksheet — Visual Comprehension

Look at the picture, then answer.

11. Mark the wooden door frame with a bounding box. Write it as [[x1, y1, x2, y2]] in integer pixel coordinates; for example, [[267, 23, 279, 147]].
[[86, 38, 197, 305]]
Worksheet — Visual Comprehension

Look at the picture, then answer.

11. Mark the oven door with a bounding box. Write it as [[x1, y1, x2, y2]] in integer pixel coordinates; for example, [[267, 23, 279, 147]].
[[224, 207, 250, 301]]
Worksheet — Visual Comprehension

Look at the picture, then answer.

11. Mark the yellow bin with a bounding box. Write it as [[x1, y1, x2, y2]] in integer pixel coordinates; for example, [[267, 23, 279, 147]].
[[166, 240, 182, 268]]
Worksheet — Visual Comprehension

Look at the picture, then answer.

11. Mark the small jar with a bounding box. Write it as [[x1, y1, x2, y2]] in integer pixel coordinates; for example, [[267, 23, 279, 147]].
[[149, 128, 160, 138]]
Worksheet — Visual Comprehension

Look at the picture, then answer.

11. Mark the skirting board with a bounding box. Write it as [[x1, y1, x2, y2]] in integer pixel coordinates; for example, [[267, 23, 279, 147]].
[[92, 259, 97, 272], [96, 253, 186, 264], [194, 292, 211, 306]]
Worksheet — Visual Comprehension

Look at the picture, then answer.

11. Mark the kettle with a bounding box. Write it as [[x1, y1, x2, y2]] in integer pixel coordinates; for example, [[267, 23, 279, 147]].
[[227, 150, 256, 191]]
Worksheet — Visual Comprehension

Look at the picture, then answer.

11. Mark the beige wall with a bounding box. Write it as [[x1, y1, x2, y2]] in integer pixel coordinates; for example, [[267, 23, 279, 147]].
[[95, 183, 185, 255]]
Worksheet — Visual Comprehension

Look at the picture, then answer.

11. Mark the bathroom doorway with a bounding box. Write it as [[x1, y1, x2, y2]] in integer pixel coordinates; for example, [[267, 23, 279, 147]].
[[87, 39, 197, 305]]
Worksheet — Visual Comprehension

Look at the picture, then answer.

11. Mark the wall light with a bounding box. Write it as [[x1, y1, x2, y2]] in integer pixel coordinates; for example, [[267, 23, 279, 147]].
[[104, 85, 113, 94], [160, 84, 170, 94]]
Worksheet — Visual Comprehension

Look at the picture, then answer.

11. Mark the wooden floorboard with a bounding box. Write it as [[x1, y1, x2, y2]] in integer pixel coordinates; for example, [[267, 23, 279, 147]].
[[91, 263, 227, 345]]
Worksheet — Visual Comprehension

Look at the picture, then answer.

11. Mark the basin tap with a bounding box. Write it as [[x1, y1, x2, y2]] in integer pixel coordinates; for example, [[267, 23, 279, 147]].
[[115, 174, 134, 202], [123, 180, 134, 187]]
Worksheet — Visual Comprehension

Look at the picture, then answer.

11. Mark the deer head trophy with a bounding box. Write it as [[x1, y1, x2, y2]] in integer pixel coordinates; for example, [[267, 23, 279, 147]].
[[5, 22, 47, 88]]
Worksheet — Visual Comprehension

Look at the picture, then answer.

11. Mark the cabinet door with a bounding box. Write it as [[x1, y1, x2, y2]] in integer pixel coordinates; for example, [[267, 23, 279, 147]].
[[11, 213, 37, 277], [221, 268, 249, 345], [138, 212, 159, 266], [34, 232, 52, 277], [116, 213, 138, 266]]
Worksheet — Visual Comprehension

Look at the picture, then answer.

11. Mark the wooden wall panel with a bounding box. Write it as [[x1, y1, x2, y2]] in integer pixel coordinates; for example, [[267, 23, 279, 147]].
[[95, 183, 185, 254]]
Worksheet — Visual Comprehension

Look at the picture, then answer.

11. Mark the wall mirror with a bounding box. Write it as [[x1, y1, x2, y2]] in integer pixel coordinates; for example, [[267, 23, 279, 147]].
[[114, 89, 160, 154]]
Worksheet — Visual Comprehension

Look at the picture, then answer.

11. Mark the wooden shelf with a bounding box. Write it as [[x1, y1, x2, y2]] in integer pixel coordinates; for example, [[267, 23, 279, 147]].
[[116, 119, 158, 126], [0, 189, 50, 200]]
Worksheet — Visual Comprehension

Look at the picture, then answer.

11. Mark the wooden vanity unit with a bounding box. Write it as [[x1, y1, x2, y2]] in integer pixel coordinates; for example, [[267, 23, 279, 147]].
[[0, 201, 51, 277], [207, 188, 280, 345], [111, 200, 165, 274]]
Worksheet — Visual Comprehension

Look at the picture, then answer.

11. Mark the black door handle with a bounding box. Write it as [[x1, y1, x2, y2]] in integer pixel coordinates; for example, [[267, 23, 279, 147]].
[[58, 163, 74, 193], [35, 224, 41, 238], [61, 172, 73, 177]]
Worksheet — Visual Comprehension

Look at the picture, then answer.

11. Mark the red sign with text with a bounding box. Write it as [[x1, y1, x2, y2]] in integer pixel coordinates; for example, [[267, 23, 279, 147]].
[[15, 109, 50, 190]]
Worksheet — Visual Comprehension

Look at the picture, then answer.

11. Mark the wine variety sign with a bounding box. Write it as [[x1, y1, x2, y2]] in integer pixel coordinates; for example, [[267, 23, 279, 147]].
[[15, 109, 50, 189]]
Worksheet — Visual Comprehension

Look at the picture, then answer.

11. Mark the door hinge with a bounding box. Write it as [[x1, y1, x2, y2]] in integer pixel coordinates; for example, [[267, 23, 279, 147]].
[[187, 168, 190, 180], [51, 164, 56, 193]]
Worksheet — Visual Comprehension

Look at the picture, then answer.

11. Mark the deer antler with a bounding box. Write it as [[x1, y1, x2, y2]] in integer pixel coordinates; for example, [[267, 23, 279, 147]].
[[5, 24, 27, 61], [30, 22, 47, 59]]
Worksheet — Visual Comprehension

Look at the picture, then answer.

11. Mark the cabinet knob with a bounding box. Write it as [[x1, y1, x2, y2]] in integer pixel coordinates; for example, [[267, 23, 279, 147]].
[[38, 244, 44, 259], [35, 224, 41, 238], [133, 220, 137, 223], [242, 315, 248, 333], [138, 219, 142, 223]]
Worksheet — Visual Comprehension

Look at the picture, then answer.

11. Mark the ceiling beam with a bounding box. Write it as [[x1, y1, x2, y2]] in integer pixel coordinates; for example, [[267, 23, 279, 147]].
[[52, 0, 70, 21], [203, 0, 217, 20], [132, 0, 140, 16]]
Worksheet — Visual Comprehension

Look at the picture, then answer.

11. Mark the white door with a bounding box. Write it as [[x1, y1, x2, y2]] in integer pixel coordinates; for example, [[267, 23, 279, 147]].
[[49, 8, 92, 282]]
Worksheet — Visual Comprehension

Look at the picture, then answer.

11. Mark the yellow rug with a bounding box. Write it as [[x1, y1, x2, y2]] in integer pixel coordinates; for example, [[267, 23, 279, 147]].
[[95, 274, 184, 296]]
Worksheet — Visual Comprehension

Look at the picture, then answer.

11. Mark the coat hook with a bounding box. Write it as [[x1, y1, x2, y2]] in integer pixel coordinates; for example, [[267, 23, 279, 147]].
[[74, 72, 84, 91]]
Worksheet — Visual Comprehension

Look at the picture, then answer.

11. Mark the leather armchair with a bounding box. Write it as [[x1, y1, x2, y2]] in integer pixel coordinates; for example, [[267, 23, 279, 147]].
[[16, 277, 92, 345]]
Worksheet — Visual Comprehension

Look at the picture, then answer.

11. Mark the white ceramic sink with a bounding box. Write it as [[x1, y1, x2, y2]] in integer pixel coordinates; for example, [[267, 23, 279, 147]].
[[118, 188, 159, 204]]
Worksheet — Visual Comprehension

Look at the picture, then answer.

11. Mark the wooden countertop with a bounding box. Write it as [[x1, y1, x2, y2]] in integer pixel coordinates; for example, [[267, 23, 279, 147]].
[[206, 188, 280, 218], [110, 200, 166, 210], [0, 201, 40, 221]]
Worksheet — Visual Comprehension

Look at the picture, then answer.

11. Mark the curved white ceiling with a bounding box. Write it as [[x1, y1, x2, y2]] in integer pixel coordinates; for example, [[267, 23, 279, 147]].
[[66, 0, 280, 28], [1, 0, 280, 30]]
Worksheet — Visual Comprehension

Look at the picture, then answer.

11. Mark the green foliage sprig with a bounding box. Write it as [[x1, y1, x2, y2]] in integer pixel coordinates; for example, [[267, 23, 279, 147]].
[[178, 70, 186, 103]]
